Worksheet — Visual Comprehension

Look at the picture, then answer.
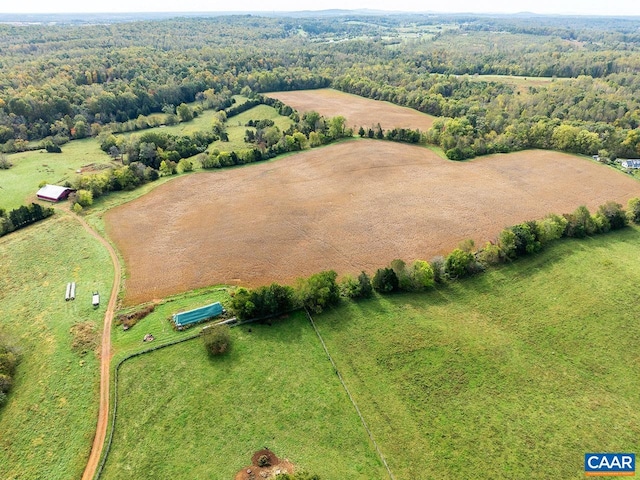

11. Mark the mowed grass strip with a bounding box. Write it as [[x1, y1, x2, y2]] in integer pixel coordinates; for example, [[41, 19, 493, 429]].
[[314, 228, 640, 479], [0, 212, 113, 480], [101, 312, 387, 480]]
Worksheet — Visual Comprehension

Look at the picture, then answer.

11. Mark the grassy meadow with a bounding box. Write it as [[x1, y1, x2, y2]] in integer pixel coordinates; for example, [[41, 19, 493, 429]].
[[467, 74, 571, 95], [210, 103, 295, 153], [100, 227, 640, 480], [0, 212, 114, 480], [101, 312, 386, 480], [110, 287, 231, 360], [315, 227, 640, 479], [0, 138, 115, 210]]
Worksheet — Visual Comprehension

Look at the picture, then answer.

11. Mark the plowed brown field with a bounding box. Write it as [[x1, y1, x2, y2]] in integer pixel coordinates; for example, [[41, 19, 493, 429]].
[[267, 88, 435, 131], [105, 141, 640, 305]]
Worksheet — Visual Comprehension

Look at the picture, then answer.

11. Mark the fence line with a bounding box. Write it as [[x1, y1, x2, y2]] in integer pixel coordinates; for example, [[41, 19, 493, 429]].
[[304, 308, 395, 480], [93, 312, 284, 479], [94, 333, 201, 479]]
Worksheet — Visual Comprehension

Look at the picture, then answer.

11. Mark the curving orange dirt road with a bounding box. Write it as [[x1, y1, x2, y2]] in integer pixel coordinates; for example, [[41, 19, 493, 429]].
[[73, 213, 121, 480]]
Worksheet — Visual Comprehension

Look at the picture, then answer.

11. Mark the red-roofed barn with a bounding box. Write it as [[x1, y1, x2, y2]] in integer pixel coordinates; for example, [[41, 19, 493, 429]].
[[36, 184, 74, 202]]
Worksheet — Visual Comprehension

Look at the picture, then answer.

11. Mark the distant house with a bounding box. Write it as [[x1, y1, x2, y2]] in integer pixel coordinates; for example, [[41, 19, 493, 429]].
[[621, 159, 640, 169], [36, 184, 74, 202]]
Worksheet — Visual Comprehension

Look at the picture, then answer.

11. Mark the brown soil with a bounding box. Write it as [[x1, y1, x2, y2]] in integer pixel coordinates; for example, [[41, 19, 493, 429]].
[[234, 449, 295, 480], [104, 142, 640, 305], [267, 88, 435, 132]]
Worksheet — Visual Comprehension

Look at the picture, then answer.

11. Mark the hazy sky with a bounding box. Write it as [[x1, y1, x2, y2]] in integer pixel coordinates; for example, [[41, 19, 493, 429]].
[[1, 0, 639, 16]]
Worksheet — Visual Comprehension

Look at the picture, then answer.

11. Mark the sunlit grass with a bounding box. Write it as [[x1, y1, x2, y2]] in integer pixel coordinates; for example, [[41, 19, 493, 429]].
[[0, 138, 115, 210], [0, 212, 113, 480], [101, 312, 386, 480], [315, 228, 640, 479]]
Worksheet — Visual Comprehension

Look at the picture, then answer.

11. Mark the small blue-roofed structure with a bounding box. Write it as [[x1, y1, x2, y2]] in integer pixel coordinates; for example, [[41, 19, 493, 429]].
[[173, 302, 224, 328]]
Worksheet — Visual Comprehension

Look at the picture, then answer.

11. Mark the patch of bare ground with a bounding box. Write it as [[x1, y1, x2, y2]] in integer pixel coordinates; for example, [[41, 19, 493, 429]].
[[104, 141, 640, 305], [234, 449, 295, 480], [267, 88, 435, 132]]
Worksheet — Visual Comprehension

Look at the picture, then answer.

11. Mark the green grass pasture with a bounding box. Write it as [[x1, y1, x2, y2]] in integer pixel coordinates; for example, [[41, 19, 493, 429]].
[[0, 138, 115, 210], [314, 228, 640, 479], [111, 287, 231, 359], [101, 312, 386, 480], [0, 212, 114, 480], [209, 104, 295, 153]]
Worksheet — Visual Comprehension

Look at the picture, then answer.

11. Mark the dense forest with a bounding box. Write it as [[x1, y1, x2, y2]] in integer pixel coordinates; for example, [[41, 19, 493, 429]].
[[1, 13, 640, 159]]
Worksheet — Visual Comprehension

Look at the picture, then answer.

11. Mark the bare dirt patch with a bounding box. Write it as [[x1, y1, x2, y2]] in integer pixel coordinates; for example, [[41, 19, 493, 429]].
[[69, 321, 99, 355], [234, 449, 295, 480], [267, 88, 435, 132], [104, 142, 640, 305]]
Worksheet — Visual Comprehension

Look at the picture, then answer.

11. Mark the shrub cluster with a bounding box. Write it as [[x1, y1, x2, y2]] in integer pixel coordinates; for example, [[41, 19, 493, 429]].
[[115, 304, 156, 330], [274, 473, 321, 480], [230, 283, 296, 320], [0, 339, 19, 408], [202, 324, 232, 356], [204, 111, 351, 170], [0, 203, 54, 238], [230, 271, 343, 321], [358, 125, 423, 144], [0, 154, 11, 169]]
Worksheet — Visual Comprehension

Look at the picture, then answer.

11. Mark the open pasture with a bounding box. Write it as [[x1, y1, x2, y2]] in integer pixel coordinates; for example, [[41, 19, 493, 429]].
[[315, 228, 640, 479], [102, 228, 640, 479], [0, 138, 115, 210], [104, 141, 640, 305], [101, 312, 386, 480], [267, 88, 436, 132], [465, 74, 571, 95], [0, 213, 113, 480]]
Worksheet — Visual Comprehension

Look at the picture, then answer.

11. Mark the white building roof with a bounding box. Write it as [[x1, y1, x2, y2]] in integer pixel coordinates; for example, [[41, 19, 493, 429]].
[[37, 184, 71, 200]]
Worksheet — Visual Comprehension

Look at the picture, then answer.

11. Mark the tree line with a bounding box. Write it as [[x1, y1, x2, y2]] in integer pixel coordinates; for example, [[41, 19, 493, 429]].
[[2, 14, 640, 159], [0, 203, 54, 238], [66, 99, 350, 207], [228, 198, 640, 320], [0, 338, 19, 408]]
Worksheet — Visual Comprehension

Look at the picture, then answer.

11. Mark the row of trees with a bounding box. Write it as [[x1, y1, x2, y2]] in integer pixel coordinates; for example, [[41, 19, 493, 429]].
[[99, 128, 217, 169], [358, 125, 423, 144], [227, 198, 640, 321], [0, 339, 19, 408], [70, 162, 160, 208], [230, 271, 342, 320], [0, 203, 54, 238]]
